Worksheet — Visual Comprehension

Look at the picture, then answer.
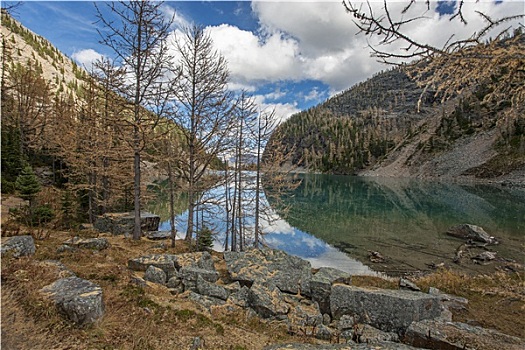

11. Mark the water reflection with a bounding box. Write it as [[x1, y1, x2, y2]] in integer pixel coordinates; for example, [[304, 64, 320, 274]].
[[266, 174, 525, 274], [149, 174, 524, 275]]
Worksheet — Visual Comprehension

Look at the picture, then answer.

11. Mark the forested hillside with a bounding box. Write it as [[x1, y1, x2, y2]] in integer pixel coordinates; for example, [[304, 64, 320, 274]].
[[266, 32, 525, 181]]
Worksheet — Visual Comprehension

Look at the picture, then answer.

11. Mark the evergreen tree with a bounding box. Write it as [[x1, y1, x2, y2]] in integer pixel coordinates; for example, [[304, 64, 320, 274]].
[[15, 165, 41, 204]]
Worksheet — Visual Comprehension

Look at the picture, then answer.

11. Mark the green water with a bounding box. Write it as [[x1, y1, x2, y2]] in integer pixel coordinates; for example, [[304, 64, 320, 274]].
[[266, 174, 525, 275]]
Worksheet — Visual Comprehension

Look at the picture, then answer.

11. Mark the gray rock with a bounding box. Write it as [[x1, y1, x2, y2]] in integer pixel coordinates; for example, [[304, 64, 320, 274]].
[[247, 282, 290, 318], [310, 267, 351, 315], [188, 292, 225, 310], [196, 275, 229, 300], [166, 276, 182, 288], [404, 319, 525, 350], [224, 248, 312, 295], [314, 324, 334, 340], [263, 343, 423, 350], [446, 224, 498, 244], [40, 277, 104, 326], [337, 314, 357, 330], [40, 260, 76, 278], [144, 265, 167, 285], [472, 251, 497, 263], [180, 266, 219, 291], [286, 296, 323, 333], [330, 285, 442, 333], [175, 251, 214, 270], [197, 251, 215, 270], [63, 237, 109, 250], [1, 235, 36, 258], [228, 286, 250, 308], [94, 211, 160, 236], [399, 278, 420, 291], [428, 287, 468, 312], [145, 231, 173, 240], [128, 254, 178, 279], [355, 324, 399, 344]]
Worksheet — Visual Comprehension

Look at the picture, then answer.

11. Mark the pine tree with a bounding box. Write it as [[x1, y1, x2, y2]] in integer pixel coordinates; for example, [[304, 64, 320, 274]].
[[15, 165, 41, 204]]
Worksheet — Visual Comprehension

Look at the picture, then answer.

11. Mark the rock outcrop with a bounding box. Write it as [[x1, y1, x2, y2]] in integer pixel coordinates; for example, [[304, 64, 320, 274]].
[[1, 235, 36, 258], [224, 248, 312, 295], [330, 285, 443, 333], [62, 237, 109, 250], [40, 276, 104, 326], [94, 212, 160, 236]]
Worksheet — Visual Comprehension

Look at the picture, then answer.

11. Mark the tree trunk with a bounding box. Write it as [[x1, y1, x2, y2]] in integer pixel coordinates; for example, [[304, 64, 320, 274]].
[[168, 161, 176, 248]]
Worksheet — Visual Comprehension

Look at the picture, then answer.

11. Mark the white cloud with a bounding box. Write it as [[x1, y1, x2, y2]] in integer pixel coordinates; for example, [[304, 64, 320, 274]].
[[161, 4, 191, 29], [253, 94, 300, 124], [71, 48, 104, 71]]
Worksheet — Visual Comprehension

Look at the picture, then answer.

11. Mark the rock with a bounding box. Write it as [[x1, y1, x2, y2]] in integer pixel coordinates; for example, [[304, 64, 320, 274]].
[[399, 278, 421, 291], [145, 231, 173, 240], [247, 282, 290, 318], [144, 265, 167, 285], [286, 296, 323, 333], [175, 251, 215, 270], [1, 235, 36, 258], [190, 336, 204, 350], [337, 314, 357, 330], [40, 260, 76, 278], [368, 250, 386, 263], [310, 267, 351, 315], [343, 324, 399, 344], [446, 224, 498, 244], [63, 237, 109, 250], [428, 287, 468, 312], [224, 248, 312, 295], [130, 275, 147, 287], [94, 212, 160, 236], [228, 286, 250, 308], [330, 285, 442, 333], [263, 343, 423, 350], [188, 292, 225, 310], [166, 276, 182, 288], [196, 275, 229, 300], [40, 276, 104, 326], [128, 254, 178, 279], [472, 251, 497, 263], [179, 266, 219, 291], [404, 319, 525, 350], [314, 324, 334, 340]]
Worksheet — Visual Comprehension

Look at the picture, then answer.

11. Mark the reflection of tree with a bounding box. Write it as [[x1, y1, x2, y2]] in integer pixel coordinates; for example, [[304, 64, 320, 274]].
[[146, 183, 188, 222], [266, 174, 524, 272]]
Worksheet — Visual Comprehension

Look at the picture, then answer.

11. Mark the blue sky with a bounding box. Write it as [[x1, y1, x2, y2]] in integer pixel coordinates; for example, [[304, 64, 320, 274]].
[[8, 1, 521, 122]]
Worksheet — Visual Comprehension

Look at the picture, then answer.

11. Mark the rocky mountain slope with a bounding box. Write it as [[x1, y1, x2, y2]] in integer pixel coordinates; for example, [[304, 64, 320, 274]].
[[266, 34, 525, 184]]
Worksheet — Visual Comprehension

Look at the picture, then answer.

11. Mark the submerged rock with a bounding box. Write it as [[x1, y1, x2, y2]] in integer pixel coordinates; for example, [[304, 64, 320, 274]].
[[446, 224, 498, 244]]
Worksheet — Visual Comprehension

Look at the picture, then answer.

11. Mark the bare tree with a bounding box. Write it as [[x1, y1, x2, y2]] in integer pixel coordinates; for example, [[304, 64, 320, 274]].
[[169, 25, 236, 244], [96, 1, 174, 240], [342, 1, 525, 108]]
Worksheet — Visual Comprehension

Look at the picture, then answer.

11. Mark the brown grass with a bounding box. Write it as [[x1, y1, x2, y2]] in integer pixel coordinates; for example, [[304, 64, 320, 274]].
[[2, 215, 524, 348], [415, 269, 525, 338]]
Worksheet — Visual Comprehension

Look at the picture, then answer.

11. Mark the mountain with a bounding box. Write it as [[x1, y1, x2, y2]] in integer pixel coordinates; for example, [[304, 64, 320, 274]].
[[266, 34, 525, 183]]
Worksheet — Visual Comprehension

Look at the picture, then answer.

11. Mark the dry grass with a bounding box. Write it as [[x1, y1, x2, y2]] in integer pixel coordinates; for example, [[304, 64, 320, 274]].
[[1, 228, 303, 350], [2, 215, 524, 348], [415, 269, 525, 338]]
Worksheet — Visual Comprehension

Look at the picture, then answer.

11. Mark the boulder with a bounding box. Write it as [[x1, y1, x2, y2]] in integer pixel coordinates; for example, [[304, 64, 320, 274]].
[[310, 267, 351, 315], [40, 260, 76, 278], [446, 224, 498, 244], [340, 324, 399, 344], [224, 248, 312, 295], [330, 285, 442, 333], [189, 292, 225, 310], [228, 286, 250, 308], [145, 231, 173, 240], [63, 237, 109, 250], [196, 275, 229, 300], [94, 212, 160, 236], [247, 282, 290, 319], [144, 265, 167, 285], [175, 251, 215, 270], [40, 276, 104, 326], [180, 266, 219, 291], [263, 343, 423, 350], [1, 235, 36, 258], [399, 278, 421, 291], [404, 319, 525, 350], [428, 287, 468, 312], [285, 295, 323, 333], [128, 254, 177, 279]]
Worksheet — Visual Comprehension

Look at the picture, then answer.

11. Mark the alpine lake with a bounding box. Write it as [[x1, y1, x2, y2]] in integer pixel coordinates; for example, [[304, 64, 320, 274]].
[[148, 174, 525, 277]]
